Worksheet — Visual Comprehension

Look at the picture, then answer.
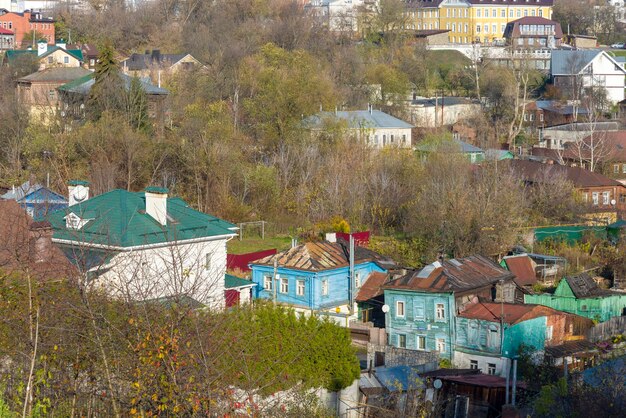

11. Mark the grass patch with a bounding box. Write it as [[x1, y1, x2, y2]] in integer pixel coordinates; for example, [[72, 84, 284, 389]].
[[608, 50, 626, 58], [227, 235, 292, 254]]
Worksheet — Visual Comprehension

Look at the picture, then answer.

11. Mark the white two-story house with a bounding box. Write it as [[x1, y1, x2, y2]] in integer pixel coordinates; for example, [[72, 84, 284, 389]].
[[44, 181, 238, 309], [551, 49, 626, 104]]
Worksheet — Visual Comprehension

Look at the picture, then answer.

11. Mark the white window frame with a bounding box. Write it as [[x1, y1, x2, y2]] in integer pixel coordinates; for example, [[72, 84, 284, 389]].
[[592, 192, 599, 205], [470, 360, 478, 370], [355, 272, 361, 288], [436, 338, 446, 353], [205, 253, 213, 270], [321, 279, 329, 296], [396, 301, 405, 318], [435, 303, 446, 320], [264, 275, 273, 291], [296, 279, 305, 296], [603, 191, 610, 205], [488, 363, 497, 375], [280, 277, 289, 294], [417, 335, 426, 350]]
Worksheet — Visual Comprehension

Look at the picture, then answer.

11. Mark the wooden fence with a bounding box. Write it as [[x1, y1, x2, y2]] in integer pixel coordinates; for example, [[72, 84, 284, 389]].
[[586, 316, 626, 342]]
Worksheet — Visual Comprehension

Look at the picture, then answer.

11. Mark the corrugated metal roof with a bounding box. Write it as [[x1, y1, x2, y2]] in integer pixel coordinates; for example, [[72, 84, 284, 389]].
[[45, 189, 237, 248], [19, 67, 92, 83], [304, 110, 413, 129], [355, 272, 388, 302], [564, 273, 619, 298], [508, 159, 624, 188], [551, 50, 602, 75], [545, 340, 596, 358], [58, 72, 169, 96], [458, 302, 565, 325], [252, 240, 395, 272], [384, 255, 514, 293], [502, 255, 537, 286]]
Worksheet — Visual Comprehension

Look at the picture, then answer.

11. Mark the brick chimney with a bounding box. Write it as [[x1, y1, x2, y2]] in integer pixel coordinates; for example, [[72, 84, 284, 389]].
[[145, 187, 168, 226], [29, 221, 53, 264]]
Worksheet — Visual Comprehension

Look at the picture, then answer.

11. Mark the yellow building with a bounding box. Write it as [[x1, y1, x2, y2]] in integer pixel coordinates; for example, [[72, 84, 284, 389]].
[[405, 0, 553, 45]]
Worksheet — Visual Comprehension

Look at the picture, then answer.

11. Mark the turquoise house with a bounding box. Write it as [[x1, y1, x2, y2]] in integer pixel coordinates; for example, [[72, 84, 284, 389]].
[[525, 274, 626, 322], [383, 256, 519, 360], [250, 239, 395, 319], [454, 302, 592, 376]]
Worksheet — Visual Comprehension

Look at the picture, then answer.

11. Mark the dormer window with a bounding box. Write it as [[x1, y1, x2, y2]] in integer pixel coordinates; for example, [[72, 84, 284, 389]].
[[65, 212, 90, 230]]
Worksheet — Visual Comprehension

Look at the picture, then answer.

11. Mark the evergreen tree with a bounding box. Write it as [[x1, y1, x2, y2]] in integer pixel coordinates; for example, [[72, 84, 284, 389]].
[[88, 42, 124, 120], [125, 77, 150, 132]]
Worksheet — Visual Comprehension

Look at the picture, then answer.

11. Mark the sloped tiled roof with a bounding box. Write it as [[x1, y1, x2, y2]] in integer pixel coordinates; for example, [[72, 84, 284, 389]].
[[458, 302, 564, 325], [356, 271, 389, 302], [502, 254, 537, 286], [252, 240, 395, 272], [384, 255, 514, 293], [45, 189, 237, 248]]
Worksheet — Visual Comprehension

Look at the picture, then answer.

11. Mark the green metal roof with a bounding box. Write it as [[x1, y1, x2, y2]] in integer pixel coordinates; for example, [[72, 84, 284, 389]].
[[45, 189, 237, 248], [145, 186, 168, 194], [4, 46, 84, 63], [225, 274, 254, 289], [68, 179, 90, 186]]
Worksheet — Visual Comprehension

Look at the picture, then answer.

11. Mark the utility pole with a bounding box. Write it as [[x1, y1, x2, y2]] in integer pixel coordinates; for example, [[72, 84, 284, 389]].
[[348, 235, 355, 317], [273, 258, 277, 304]]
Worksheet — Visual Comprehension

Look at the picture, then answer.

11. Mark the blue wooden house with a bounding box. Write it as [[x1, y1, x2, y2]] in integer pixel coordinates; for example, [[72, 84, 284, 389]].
[[1, 181, 68, 218], [383, 256, 520, 360], [250, 239, 395, 321]]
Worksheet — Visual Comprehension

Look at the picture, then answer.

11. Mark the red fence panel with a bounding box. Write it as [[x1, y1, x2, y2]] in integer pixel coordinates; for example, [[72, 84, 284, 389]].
[[337, 231, 371, 247], [227, 249, 277, 272]]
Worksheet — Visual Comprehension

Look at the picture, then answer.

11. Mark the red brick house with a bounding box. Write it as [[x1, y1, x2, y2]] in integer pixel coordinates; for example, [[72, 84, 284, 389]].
[[0, 9, 54, 48], [509, 159, 626, 222]]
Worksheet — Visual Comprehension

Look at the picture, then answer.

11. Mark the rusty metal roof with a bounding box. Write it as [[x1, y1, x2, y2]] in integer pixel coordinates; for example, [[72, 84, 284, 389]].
[[502, 255, 537, 287], [458, 302, 566, 325], [545, 340, 597, 358], [251, 240, 395, 272], [384, 255, 514, 293], [356, 272, 388, 302]]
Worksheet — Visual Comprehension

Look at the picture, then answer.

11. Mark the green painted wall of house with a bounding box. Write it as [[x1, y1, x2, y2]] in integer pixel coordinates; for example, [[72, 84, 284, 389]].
[[502, 316, 547, 357], [525, 292, 626, 322]]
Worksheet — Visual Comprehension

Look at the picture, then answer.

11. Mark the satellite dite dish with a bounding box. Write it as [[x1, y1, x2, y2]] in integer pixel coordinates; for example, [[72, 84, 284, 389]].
[[433, 379, 443, 389], [611, 199, 617, 206], [381, 304, 390, 313], [73, 185, 88, 202]]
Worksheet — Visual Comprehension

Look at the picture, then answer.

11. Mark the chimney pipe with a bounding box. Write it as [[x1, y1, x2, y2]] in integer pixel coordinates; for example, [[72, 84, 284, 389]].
[[68, 180, 90, 206], [145, 187, 168, 226], [325, 232, 337, 243], [37, 40, 47, 56], [29, 221, 53, 264]]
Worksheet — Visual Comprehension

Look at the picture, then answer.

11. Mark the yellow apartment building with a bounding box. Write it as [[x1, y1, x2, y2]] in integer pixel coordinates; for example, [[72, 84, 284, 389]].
[[405, 0, 554, 45]]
